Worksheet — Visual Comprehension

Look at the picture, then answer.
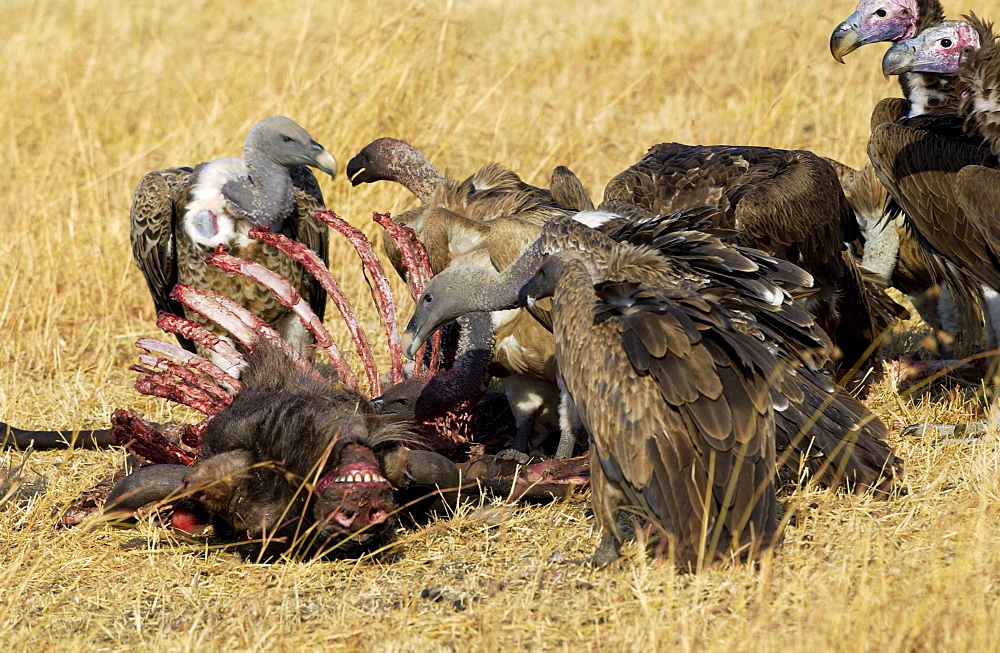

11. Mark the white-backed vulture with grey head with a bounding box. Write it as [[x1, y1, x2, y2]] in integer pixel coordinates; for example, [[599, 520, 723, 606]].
[[130, 117, 338, 373]]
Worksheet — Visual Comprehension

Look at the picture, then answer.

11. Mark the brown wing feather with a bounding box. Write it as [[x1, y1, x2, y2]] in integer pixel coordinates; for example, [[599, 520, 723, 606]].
[[954, 166, 1000, 248], [129, 166, 196, 351], [557, 267, 778, 566], [287, 165, 329, 322], [868, 122, 1000, 290]]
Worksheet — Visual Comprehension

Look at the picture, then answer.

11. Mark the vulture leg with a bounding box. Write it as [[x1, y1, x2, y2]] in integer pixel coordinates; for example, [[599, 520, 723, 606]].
[[554, 385, 584, 460], [901, 420, 990, 442]]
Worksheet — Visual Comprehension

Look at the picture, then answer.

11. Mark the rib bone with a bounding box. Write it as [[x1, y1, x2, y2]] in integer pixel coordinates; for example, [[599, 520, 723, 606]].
[[314, 210, 404, 385], [205, 247, 358, 390], [248, 226, 379, 394], [154, 313, 246, 370]]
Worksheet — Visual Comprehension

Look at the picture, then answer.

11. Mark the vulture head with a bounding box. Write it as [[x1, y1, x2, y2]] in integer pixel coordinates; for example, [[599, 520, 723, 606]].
[[346, 137, 445, 202], [881, 19, 982, 76], [403, 266, 494, 360], [221, 116, 338, 227], [830, 0, 919, 63]]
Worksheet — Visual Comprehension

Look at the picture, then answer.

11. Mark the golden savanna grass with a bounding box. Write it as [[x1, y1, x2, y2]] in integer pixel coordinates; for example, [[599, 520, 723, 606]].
[[3, 0, 1000, 649]]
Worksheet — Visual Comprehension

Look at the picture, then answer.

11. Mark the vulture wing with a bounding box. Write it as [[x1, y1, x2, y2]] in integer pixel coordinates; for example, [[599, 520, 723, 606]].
[[287, 165, 330, 323], [868, 122, 1000, 290], [954, 166, 1000, 248], [565, 276, 779, 566], [129, 166, 196, 352]]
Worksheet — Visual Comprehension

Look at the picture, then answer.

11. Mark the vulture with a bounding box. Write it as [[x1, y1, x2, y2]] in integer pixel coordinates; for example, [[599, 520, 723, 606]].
[[130, 117, 337, 372], [869, 18, 998, 297], [520, 249, 781, 569], [869, 20, 1000, 435], [347, 138, 581, 457], [597, 142, 898, 368], [405, 211, 903, 502], [831, 5, 992, 355]]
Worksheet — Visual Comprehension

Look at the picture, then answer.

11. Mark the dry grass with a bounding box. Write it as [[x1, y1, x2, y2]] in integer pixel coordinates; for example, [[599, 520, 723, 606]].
[[3, 0, 1000, 649]]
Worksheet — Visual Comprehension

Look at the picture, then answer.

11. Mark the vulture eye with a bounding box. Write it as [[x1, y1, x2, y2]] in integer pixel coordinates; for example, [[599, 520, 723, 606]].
[[874, 8, 887, 18], [422, 293, 433, 304], [394, 398, 409, 408], [940, 38, 953, 48], [281, 135, 293, 143]]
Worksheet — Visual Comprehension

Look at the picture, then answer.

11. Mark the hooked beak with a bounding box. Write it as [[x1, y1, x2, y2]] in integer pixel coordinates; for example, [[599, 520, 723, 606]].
[[881, 41, 918, 77], [830, 15, 864, 63], [345, 151, 372, 186], [403, 325, 424, 361], [310, 141, 338, 178]]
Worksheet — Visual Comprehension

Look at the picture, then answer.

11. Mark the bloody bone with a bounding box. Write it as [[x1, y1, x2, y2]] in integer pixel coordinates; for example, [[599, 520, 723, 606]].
[[135, 355, 233, 408], [370, 212, 441, 375], [131, 365, 228, 416], [371, 212, 430, 297], [169, 284, 325, 383], [154, 313, 245, 370], [136, 338, 241, 394], [248, 226, 379, 395], [314, 210, 404, 386], [111, 409, 197, 466], [205, 247, 358, 390]]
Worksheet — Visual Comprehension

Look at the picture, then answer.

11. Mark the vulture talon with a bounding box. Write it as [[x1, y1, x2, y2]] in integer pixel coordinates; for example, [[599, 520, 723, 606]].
[[494, 449, 533, 465], [901, 421, 990, 442]]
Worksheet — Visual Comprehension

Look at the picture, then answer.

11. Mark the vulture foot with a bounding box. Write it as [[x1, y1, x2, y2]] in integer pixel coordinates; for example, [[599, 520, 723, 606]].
[[589, 531, 621, 568], [494, 448, 533, 465], [901, 420, 991, 443]]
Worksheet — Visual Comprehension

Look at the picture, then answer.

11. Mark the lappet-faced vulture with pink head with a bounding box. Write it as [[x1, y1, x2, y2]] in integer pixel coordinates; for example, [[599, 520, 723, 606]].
[[869, 17, 1000, 438]]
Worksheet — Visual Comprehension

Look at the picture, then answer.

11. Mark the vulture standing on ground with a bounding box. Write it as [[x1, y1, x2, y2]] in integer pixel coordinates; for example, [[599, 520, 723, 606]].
[[405, 210, 903, 499], [597, 142, 898, 368], [130, 117, 338, 372], [869, 22, 1000, 436], [520, 247, 781, 569]]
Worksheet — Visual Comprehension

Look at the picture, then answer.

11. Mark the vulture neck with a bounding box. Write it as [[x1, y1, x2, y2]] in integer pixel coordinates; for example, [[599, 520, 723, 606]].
[[414, 312, 494, 420], [223, 145, 296, 228], [899, 72, 962, 117], [486, 242, 550, 311], [385, 141, 446, 202]]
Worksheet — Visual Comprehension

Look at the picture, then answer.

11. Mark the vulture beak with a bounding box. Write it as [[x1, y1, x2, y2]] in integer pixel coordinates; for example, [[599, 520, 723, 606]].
[[310, 141, 339, 178], [370, 396, 384, 412], [881, 42, 917, 77], [403, 326, 424, 361], [830, 15, 864, 63], [345, 151, 371, 186]]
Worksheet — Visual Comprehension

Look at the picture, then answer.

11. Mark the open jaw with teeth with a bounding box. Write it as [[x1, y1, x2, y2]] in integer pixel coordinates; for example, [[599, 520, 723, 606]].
[[82, 209, 588, 559]]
